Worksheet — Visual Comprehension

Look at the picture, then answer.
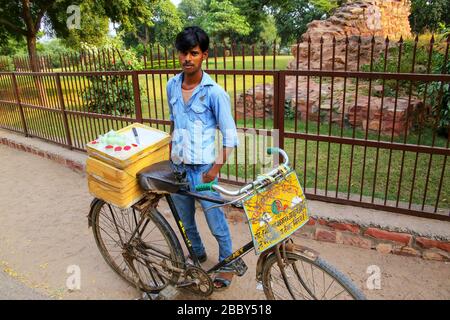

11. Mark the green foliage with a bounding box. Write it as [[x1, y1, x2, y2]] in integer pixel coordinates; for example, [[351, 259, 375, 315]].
[[419, 61, 450, 137], [437, 23, 450, 40], [409, 0, 450, 33], [310, 0, 339, 14], [0, 0, 154, 67], [80, 39, 141, 116], [363, 40, 445, 74], [270, 0, 327, 47], [0, 32, 27, 56], [62, 0, 110, 49], [361, 39, 445, 96], [0, 56, 13, 71], [149, 0, 183, 47], [201, 0, 252, 44], [81, 61, 136, 116], [178, 0, 207, 27], [122, 0, 183, 47], [360, 36, 449, 137], [259, 15, 280, 45], [284, 99, 295, 120], [82, 36, 144, 70], [36, 39, 76, 68]]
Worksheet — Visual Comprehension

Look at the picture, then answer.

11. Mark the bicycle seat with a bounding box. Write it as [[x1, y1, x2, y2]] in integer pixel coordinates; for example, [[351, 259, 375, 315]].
[[138, 160, 188, 193]]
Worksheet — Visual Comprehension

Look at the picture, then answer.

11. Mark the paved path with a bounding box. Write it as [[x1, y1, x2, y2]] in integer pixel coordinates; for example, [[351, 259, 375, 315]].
[[0, 144, 449, 300], [0, 271, 50, 300]]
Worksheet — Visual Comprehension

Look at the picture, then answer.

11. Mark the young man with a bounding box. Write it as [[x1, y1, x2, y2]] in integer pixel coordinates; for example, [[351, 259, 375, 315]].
[[166, 26, 241, 290]]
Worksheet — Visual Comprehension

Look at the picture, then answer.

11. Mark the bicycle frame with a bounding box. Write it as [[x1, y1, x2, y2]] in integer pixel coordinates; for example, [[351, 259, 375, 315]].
[[164, 192, 254, 274]]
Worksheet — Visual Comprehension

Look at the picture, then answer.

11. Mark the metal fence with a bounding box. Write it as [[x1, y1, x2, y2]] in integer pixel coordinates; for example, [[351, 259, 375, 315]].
[[0, 37, 449, 221]]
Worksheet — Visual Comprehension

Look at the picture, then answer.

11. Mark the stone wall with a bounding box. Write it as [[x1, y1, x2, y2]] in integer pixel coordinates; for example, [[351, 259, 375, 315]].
[[288, 0, 412, 71], [236, 1, 420, 136], [303, 0, 411, 41], [235, 79, 423, 137]]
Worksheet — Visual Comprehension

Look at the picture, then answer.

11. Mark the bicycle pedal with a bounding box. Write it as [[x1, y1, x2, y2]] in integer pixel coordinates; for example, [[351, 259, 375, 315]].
[[231, 258, 248, 277]]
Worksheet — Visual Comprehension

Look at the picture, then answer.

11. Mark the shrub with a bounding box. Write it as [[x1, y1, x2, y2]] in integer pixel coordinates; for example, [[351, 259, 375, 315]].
[[361, 38, 445, 97], [419, 60, 450, 137], [81, 46, 138, 116], [0, 56, 13, 71]]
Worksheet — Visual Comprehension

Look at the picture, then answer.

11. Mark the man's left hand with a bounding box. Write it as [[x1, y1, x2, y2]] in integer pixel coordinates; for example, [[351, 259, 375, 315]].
[[202, 168, 218, 183]]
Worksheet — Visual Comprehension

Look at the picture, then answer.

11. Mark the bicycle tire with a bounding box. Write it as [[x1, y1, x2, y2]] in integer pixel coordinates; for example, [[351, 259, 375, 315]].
[[262, 252, 366, 300], [91, 199, 185, 293]]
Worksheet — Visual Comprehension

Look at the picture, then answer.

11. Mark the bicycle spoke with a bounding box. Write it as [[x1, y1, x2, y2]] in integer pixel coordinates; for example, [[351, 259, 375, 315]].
[[269, 265, 312, 300], [310, 263, 316, 296], [92, 201, 186, 293], [321, 278, 336, 300], [263, 252, 362, 300], [292, 262, 318, 299], [328, 288, 347, 300]]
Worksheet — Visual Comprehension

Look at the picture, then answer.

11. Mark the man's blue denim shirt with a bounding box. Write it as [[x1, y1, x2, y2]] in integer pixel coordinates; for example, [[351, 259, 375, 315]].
[[167, 71, 239, 164]]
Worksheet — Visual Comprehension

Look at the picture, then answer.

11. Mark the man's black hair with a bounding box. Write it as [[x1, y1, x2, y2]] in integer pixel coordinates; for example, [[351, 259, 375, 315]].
[[175, 26, 209, 53]]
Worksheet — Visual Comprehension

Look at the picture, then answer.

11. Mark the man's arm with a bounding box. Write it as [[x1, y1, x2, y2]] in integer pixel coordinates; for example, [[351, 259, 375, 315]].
[[202, 88, 239, 183], [202, 146, 234, 183]]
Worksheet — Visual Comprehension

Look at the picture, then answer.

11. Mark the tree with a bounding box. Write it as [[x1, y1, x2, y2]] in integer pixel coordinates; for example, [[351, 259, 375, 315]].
[[409, 0, 450, 34], [151, 0, 183, 47], [123, 0, 183, 47], [259, 15, 280, 45], [178, 0, 207, 27], [310, 0, 339, 14], [229, 0, 270, 44], [62, 0, 110, 49], [0, 0, 153, 71], [201, 0, 252, 44], [0, 32, 27, 56], [270, 0, 326, 47]]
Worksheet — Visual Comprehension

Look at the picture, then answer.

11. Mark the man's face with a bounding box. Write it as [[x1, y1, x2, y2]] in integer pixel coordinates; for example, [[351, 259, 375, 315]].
[[178, 45, 208, 76]]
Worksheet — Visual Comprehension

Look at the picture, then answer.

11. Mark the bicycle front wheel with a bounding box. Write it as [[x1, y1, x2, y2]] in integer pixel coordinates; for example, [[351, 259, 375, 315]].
[[91, 199, 184, 293], [262, 252, 366, 300]]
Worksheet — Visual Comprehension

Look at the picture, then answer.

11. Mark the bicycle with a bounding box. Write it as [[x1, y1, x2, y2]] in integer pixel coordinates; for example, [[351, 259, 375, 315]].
[[87, 147, 366, 300]]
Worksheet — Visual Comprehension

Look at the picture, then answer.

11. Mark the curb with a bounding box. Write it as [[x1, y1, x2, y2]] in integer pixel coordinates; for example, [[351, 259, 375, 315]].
[[225, 209, 450, 262], [2, 135, 449, 263], [0, 136, 86, 176]]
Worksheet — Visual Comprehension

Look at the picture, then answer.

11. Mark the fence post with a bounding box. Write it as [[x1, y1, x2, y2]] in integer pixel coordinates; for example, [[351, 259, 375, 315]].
[[132, 71, 143, 123], [273, 71, 285, 152], [11, 73, 28, 137], [55, 73, 73, 149]]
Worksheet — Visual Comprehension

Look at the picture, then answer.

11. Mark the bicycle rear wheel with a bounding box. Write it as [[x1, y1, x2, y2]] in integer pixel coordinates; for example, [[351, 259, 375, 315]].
[[262, 252, 366, 300], [91, 199, 185, 293]]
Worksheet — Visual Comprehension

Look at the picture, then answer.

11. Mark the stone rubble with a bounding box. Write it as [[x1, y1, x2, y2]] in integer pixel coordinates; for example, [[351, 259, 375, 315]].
[[236, 1, 421, 137]]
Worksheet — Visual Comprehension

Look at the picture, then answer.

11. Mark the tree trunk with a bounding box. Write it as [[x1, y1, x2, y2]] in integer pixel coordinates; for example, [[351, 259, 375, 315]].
[[26, 32, 48, 106], [26, 33, 39, 72]]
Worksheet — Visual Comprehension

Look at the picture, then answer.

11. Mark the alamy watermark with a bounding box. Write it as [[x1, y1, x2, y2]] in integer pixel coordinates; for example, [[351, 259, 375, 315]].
[[66, 265, 81, 291], [366, 265, 381, 290], [66, 5, 81, 30], [171, 127, 282, 168]]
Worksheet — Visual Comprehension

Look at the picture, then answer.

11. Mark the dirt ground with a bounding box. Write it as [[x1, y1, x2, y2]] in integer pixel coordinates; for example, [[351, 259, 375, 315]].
[[0, 144, 449, 300]]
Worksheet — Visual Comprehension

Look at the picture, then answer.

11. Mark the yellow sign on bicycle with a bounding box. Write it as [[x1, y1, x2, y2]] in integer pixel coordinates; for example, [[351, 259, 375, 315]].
[[242, 171, 309, 255]]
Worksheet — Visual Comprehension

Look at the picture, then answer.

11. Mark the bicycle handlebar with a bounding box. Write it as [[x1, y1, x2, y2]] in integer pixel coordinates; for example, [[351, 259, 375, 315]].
[[194, 148, 290, 194], [194, 181, 217, 192]]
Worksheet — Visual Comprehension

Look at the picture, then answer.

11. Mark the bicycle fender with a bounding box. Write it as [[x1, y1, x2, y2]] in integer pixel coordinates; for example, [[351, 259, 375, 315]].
[[284, 241, 319, 261], [255, 251, 273, 282], [87, 198, 102, 228], [255, 242, 320, 281]]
